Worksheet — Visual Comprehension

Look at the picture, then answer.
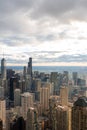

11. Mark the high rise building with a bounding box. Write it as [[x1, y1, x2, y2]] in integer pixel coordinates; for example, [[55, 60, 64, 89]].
[[10, 116, 26, 130], [72, 72, 78, 85], [1, 58, 6, 80], [1, 79, 8, 97], [14, 89, 21, 106], [62, 71, 69, 86], [23, 66, 27, 79], [60, 86, 68, 106], [18, 80, 26, 93], [21, 80, 26, 93], [0, 119, 3, 130], [0, 99, 6, 129], [27, 57, 32, 77], [9, 77, 18, 101], [25, 75, 32, 91], [50, 72, 58, 92], [0, 87, 4, 99], [49, 96, 71, 130], [32, 78, 41, 92], [7, 69, 15, 80], [56, 105, 70, 130], [21, 92, 34, 119], [26, 107, 38, 130], [40, 87, 50, 114], [41, 82, 54, 95], [71, 97, 87, 130]]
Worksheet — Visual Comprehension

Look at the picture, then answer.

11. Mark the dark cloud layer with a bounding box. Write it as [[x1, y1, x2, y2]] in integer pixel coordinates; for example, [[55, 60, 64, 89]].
[[31, 0, 87, 22], [0, 0, 87, 34]]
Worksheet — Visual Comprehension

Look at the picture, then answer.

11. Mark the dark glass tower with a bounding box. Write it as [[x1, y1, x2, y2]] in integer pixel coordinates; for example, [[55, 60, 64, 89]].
[[27, 57, 32, 77], [1, 58, 6, 80]]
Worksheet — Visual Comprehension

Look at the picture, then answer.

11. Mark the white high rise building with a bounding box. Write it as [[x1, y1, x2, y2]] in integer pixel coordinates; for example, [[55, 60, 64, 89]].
[[21, 92, 34, 119], [1, 58, 6, 80]]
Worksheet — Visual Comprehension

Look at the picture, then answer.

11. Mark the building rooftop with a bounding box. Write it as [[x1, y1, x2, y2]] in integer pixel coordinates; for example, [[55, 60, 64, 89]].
[[21, 92, 32, 97], [74, 96, 87, 107]]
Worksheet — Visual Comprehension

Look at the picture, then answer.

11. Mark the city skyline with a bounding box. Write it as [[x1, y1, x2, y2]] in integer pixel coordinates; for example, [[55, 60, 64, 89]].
[[0, 0, 87, 66]]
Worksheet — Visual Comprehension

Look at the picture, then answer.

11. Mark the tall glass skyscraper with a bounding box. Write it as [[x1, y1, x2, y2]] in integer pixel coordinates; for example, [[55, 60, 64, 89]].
[[27, 57, 32, 77], [1, 58, 6, 80]]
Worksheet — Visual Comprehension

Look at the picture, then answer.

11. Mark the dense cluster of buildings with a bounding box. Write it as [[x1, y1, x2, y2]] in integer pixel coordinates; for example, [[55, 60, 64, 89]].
[[0, 57, 87, 130]]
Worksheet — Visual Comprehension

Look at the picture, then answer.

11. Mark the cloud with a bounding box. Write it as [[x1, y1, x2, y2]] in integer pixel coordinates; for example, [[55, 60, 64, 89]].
[[31, 0, 87, 22], [0, 0, 87, 34], [33, 54, 87, 63], [0, 0, 87, 65], [1, 51, 87, 65]]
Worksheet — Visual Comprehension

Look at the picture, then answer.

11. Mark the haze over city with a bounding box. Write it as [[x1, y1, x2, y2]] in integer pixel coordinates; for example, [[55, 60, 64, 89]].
[[0, 0, 87, 66]]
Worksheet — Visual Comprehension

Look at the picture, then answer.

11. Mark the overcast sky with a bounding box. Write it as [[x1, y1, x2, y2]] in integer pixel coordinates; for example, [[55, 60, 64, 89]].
[[0, 0, 87, 66]]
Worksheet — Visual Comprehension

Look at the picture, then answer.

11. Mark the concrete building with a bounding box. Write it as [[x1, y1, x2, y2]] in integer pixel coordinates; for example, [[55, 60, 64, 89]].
[[0, 120, 3, 130], [0, 87, 4, 99], [56, 105, 70, 130], [72, 72, 78, 86], [21, 92, 34, 119], [60, 86, 68, 106], [25, 74, 32, 91], [0, 99, 6, 129], [26, 107, 38, 130], [40, 87, 50, 114], [41, 82, 54, 96], [32, 78, 41, 92], [62, 71, 69, 86], [50, 72, 58, 92], [14, 89, 21, 106], [71, 97, 87, 130], [23, 66, 27, 79], [10, 116, 26, 130], [1, 79, 8, 97]]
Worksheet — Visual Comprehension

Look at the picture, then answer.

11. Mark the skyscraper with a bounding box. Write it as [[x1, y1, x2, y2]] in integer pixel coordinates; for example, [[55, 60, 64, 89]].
[[23, 66, 27, 79], [71, 97, 87, 130], [1, 58, 6, 80], [60, 86, 68, 106], [0, 87, 4, 99], [56, 106, 69, 130], [14, 89, 21, 106], [40, 87, 50, 113], [27, 57, 32, 77], [21, 92, 34, 119], [10, 116, 26, 130], [26, 107, 38, 130], [72, 72, 78, 86], [0, 119, 3, 130], [0, 99, 6, 129], [9, 77, 18, 101]]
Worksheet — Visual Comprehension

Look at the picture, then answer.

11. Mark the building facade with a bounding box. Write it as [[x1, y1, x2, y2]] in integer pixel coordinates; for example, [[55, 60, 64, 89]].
[[71, 97, 87, 130]]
